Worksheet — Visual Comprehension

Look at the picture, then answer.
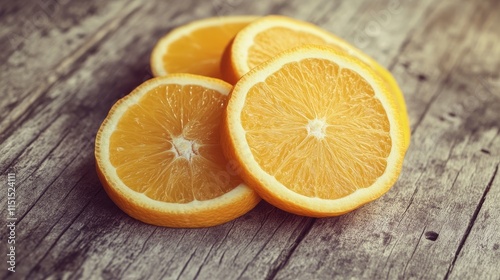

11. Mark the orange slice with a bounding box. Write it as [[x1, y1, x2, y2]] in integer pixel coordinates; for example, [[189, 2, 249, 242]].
[[95, 74, 260, 228], [220, 15, 410, 150], [151, 16, 258, 79], [222, 45, 406, 217]]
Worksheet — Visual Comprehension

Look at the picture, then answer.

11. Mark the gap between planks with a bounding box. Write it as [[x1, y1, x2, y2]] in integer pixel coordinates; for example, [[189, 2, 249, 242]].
[[444, 164, 499, 279]]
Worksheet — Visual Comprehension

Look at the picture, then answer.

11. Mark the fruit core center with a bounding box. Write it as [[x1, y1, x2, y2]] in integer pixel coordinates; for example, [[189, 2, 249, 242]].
[[306, 118, 327, 139], [171, 136, 199, 161]]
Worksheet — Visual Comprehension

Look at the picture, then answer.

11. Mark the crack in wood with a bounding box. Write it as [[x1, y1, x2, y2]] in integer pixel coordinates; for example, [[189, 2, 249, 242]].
[[25, 189, 102, 278], [411, 83, 444, 135], [133, 227, 157, 260], [402, 227, 426, 277], [59, 166, 93, 205], [217, 221, 236, 253], [192, 246, 214, 280], [447, 168, 462, 191], [14, 122, 75, 186], [234, 207, 274, 260], [444, 164, 499, 279], [265, 218, 316, 280], [15, 138, 90, 225], [400, 184, 419, 221], [176, 249, 197, 280], [236, 217, 288, 279], [0, 113, 61, 174]]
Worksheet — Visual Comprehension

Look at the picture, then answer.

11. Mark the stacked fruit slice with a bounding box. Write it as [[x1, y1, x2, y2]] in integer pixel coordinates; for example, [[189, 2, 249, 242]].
[[150, 16, 257, 79], [95, 15, 410, 227]]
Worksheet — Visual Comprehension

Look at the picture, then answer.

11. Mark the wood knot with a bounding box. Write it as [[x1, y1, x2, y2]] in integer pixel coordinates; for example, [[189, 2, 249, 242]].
[[480, 149, 491, 155], [425, 231, 439, 241], [417, 74, 427, 81]]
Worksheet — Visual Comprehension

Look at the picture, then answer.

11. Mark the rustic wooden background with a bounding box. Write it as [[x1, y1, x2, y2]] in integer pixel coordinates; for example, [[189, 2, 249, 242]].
[[1, 0, 499, 279]]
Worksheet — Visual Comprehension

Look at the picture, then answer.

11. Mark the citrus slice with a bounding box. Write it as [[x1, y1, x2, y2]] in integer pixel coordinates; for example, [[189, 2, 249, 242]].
[[222, 45, 406, 217], [95, 74, 260, 228], [220, 15, 410, 150], [151, 16, 258, 79]]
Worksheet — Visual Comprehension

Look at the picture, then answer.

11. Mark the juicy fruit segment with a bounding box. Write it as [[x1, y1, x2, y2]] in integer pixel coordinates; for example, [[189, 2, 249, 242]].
[[109, 84, 240, 203], [373, 63, 411, 150], [95, 74, 260, 227], [247, 27, 329, 69], [223, 46, 405, 216], [242, 59, 391, 199], [151, 16, 257, 79], [221, 15, 410, 150], [222, 15, 358, 83]]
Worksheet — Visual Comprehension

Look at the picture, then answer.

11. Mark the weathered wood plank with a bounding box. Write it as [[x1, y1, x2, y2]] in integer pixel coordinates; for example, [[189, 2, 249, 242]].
[[42, 203, 310, 280], [445, 8, 500, 278], [448, 162, 499, 279], [327, 0, 431, 67], [273, 0, 500, 279], [0, 0, 140, 192], [2, 0, 498, 279], [1, 0, 320, 278], [0, 0, 201, 276], [1, 0, 437, 278], [0, 0, 140, 136]]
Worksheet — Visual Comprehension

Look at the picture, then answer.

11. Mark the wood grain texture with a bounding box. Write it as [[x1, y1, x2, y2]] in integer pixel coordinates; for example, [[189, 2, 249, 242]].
[[0, 0, 140, 136], [1, 0, 499, 279], [274, 1, 500, 279], [445, 6, 500, 278]]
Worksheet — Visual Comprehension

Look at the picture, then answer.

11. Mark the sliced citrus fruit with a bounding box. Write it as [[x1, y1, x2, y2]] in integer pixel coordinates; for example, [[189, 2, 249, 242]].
[[95, 74, 260, 228], [220, 15, 410, 150], [222, 45, 406, 217], [151, 16, 258, 79]]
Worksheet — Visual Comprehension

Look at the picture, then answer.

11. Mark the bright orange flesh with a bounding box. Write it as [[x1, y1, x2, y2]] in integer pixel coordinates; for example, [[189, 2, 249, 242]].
[[221, 15, 410, 150], [241, 59, 391, 199], [152, 17, 257, 79], [95, 74, 260, 227], [109, 84, 240, 203], [222, 46, 405, 216], [247, 27, 330, 69], [161, 24, 249, 78]]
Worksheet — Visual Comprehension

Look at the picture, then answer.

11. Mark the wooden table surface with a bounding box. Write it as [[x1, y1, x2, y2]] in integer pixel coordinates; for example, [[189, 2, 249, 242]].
[[1, 0, 499, 279]]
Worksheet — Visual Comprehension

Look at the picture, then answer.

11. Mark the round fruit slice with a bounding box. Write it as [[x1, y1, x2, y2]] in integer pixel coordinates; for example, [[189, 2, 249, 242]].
[[222, 45, 406, 217], [95, 74, 260, 228], [220, 15, 410, 150], [150, 16, 258, 79]]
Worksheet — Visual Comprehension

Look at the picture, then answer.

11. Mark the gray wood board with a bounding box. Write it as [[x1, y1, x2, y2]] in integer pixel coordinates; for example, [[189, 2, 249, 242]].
[[1, 0, 499, 279]]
